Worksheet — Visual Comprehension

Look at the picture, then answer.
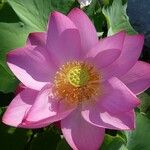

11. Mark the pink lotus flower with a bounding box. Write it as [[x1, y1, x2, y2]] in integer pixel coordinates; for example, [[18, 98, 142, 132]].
[[2, 8, 150, 150]]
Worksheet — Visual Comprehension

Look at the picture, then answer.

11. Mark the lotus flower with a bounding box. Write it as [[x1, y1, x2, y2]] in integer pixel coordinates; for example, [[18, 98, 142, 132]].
[[77, 0, 92, 8], [2, 8, 150, 150]]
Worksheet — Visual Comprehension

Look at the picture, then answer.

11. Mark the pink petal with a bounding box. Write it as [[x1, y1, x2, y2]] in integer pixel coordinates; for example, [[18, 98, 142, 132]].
[[61, 108, 105, 150], [87, 31, 125, 57], [68, 8, 98, 53], [87, 48, 121, 69], [82, 108, 135, 130], [3, 85, 49, 129], [120, 61, 150, 95], [99, 110, 135, 130], [7, 45, 57, 90], [27, 32, 46, 46], [26, 84, 76, 123], [82, 77, 139, 130], [100, 77, 140, 112], [19, 120, 51, 129], [102, 34, 144, 79], [46, 11, 82, 66], [2, 88, 38, 127]]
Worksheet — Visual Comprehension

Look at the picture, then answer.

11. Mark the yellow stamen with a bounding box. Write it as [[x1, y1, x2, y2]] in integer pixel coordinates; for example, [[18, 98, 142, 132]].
[[53, 61, 102, 105]]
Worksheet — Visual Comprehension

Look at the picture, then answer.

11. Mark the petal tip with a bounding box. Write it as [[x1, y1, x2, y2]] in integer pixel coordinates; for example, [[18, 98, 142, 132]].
[[70, 7, 82, 12], [134, 34, 145, 42], [2, 114, 16, 127], [50, 11, 64, 19], [137, 34, 145, 42], [68, 7, 85, 16], [6, 50, 14, 59], [51, 11, 60, 16]]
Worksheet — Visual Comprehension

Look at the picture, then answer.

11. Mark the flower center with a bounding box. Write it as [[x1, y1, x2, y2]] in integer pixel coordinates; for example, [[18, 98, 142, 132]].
[[53, 61, 101, 105], [67, 66, 89, 87]]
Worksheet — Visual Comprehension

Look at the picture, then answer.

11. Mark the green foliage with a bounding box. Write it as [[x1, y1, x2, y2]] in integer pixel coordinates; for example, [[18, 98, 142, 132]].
[[0, 123, 30, 150], [30, 127, 61, 150], [102, 0, 137, 35], [138, 91, 150, 117], [56, 138, 72, 150], [0, 65, 18, 93], [125, 113, 150, 150], [101, 111, 150, 150], [101, 134, 127, 150], [84, 0, 106, 34]]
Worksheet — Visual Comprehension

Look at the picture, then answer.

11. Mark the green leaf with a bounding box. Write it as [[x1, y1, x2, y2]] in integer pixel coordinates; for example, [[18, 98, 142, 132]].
[[56, 138, 72, 150], [49, 0, 76, 14], [125, 113, 150, 150], [30, 128, 61, 150], [0, 1, 28, 68], [100, 134, 127, 150], [7, 0, 76, 30], [0, 123, 29, 150], [0, 0, 4, 9], [0, 107, 3, 115], [138, 91, 150, 117], [0, 92, 15, 107], [101, 0, 110, 6], [7, 0, 51, 31], [84, 0, 105, 34], [0, 65, 18, 93], [102, 0, 137, 35], [0, 2, 31, 92]]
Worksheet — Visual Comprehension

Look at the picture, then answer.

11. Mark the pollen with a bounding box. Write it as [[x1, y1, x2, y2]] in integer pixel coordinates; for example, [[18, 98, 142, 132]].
[[53, 61, 102, 105]]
